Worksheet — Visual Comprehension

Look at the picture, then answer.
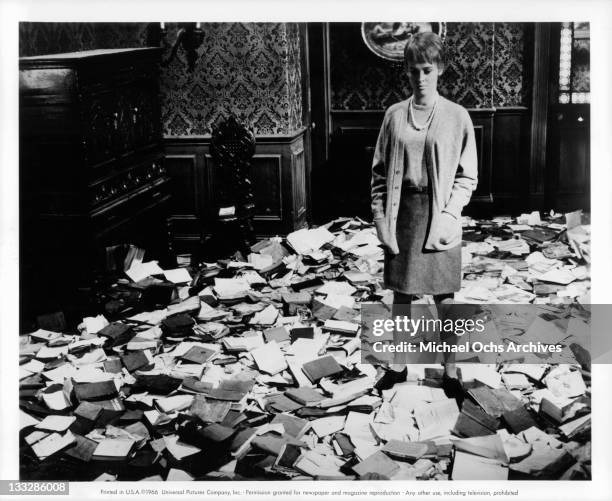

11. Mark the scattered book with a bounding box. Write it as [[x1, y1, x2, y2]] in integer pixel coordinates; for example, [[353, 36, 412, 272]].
[[503, 406, 538, 434], [332, 433, 355, 456], [163, 268, 192, 284], [265, 393, 303, 413], [93, 438, 136, 461], [120, 350, 154, 372], [155, 395, 194, 413], [281, 292, 312, 315], [451, 451, 508, 480], [291, 277, 325, 292], [382, 440, 430, 461], [452, 434, 508, 462], [161, 314, 195, 337], [310, 415, 346, 438], [31, 431, 76, 460], [181, 345, 217, 364], [501, 372, 531, 390], [102, 358, 123, 374], [163, 434, 201, 461], [285, 387, 325, 406], [251, 341, 287, 375], [29, 329, 62, 343], [73, 380, 118, 402], [190, 395, 232, 424], [290, 327, 315, 342], [64, 434, 98, 462], [263, 326, 290, 344], [323, 319, 360, 336], [453, 400, 500, 437], [98, 322, 134, 346], [468, 386, 522, 418], [270, 414, 310, 439], [301, 355, 343, 383], [35, 415, 76, 432], [353, 450, 400, 478]]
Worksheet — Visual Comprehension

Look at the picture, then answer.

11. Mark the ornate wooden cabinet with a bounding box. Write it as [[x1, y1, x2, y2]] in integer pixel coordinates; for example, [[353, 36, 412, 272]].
[[20, 48, 172, 321]]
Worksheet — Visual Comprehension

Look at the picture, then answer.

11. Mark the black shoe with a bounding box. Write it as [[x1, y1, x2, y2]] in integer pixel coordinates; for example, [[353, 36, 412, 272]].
[[442, 373, 465, 407], [374, 367, 407, 393]]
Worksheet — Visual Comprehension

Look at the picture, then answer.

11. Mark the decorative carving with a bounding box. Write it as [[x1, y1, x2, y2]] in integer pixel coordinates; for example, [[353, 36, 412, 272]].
[[207, 115, 258, 255], [210, 115, 256, 217], [91, 159, 166, 207], [290, 137, 304, 154], [83, 93, 115, 164]]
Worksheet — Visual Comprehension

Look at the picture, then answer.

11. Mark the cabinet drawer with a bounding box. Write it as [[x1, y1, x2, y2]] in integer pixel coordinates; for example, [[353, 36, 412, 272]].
[[90, 156, 166, 206], [90, 179, 170, 236]]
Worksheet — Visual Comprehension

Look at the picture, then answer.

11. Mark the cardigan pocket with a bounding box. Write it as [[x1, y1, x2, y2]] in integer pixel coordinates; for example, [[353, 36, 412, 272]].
[[426, 211, 461, 251]]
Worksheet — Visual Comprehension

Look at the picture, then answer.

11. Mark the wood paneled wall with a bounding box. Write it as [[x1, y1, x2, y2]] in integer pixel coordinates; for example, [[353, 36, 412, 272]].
[[311, 107, 530, 222], [164, 129, 309, 253]]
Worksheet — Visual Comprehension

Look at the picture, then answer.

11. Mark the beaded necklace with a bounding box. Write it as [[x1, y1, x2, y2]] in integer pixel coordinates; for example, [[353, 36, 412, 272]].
[[408, 95, 438, 130]]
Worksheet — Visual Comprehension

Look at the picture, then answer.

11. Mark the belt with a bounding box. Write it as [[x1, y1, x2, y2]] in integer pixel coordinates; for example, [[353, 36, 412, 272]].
[[402, 185, 429, 193]]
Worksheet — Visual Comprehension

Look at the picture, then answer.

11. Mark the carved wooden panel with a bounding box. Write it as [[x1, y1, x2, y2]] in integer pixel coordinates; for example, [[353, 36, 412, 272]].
[[131, 85, 160, 149], [82, 90, 116, 166], [114, 91, 136, 154], [251, 155, 283, 221]]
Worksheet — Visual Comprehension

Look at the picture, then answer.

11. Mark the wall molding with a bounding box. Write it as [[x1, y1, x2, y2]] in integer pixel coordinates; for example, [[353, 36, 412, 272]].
[[163, 127, 308, 144]]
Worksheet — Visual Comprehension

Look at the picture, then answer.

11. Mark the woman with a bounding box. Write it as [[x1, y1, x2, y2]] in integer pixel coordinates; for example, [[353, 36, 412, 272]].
[[370, 32, 478, 398]]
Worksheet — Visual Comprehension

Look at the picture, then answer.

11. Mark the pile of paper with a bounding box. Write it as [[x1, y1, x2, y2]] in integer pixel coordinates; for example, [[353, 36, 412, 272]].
[[18, 211, 591, 481]]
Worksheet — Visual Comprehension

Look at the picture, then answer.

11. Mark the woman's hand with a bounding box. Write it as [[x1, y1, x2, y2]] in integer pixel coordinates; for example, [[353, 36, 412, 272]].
[[375, 219, 391, 247], [374, 219, 399, 254], [437, 211, 460, 245]]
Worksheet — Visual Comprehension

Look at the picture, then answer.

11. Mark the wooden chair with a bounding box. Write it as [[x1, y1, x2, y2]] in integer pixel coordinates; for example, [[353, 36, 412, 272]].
[[200, 115, 257, 260]]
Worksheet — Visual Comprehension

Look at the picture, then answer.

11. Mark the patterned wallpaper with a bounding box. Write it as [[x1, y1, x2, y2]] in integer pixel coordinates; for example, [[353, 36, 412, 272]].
[[19, 22, 304, 136], [19, 22, 530, 127], [572, 39, 590, 93], [330, 22, 529, 110], [161, 23, 303, 136]]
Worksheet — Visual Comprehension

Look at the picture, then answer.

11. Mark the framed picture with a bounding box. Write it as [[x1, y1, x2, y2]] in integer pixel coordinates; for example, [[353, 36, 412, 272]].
[[361, 22, 447, 62]]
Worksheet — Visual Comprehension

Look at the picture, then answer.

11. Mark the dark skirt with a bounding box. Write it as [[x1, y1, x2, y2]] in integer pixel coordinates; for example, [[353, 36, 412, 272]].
[[384, 186, 461, 295]]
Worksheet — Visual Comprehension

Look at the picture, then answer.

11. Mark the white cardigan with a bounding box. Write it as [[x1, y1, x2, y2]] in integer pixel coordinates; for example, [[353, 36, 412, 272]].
[[371, 96, 478, 253]]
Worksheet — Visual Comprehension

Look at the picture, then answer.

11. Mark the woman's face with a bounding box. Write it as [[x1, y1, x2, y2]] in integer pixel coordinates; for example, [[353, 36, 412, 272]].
[[406, 61, 442, 103]]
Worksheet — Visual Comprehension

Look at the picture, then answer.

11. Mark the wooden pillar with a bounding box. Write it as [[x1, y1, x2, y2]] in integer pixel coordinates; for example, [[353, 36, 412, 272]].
[[528, 23, 551, 209]]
